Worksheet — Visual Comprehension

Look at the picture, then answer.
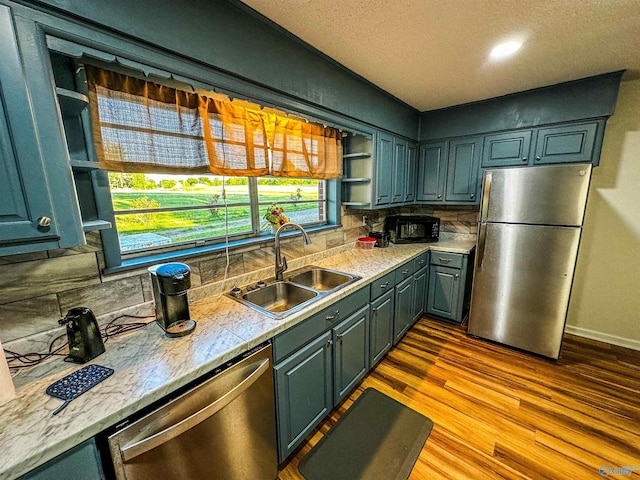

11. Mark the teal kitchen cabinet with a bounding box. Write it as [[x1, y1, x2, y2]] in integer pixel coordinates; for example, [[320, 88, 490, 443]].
[[412, 265, 428, 323], [393, 275, 414, 344], [482, 130, 532, 168], [404, 142, 418, 203], [417, 142, 447, 202], [427, 251, 474, 324], [274, 331, 333, 462], [533, 121, 600, 165], [333, 304, 370, 404], [272, 287, 369, 462], [391, 136, 407, 204], [17, 439, 104, 480], [417, 136, 481, 205], [482, 121, 602, 168], [445, 137, 482, 203], [0, 5, 55, 248], [369, 271, 395, 367], [374, 132, 393, 206], [0, 7, 86, 256]]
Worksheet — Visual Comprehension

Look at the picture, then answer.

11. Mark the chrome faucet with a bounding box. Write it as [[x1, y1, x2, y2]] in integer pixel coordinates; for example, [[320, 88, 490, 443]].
[[275, 222, 312, 281]]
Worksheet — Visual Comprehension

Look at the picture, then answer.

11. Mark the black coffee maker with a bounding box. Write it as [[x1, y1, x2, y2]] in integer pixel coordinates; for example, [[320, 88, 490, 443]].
[[148, 263, 197, 337], [59, 307, 105, 363]]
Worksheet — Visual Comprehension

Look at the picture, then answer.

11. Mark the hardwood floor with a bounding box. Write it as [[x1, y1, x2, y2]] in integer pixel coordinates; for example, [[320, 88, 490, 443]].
[[278, 317, 640, 479]]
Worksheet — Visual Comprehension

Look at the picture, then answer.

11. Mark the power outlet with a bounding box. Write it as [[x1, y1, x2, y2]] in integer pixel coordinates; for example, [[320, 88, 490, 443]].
[[362, 215, 368, 227]]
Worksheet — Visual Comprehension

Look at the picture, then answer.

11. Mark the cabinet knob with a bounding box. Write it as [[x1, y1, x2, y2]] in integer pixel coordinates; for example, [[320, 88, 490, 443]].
[[470, 193, 475, 199], [535, 155, 541, 162], [336, 333, 344, 341], [455, 274, 459, 280], [418, 260, 425, 265], [380, 282, 389, 289], [437, 194, 442, 199], [326, 339, 333, 347], [37, 216, 51, 227], [402, 269, 410, 276], [522, 157, 528, 162]]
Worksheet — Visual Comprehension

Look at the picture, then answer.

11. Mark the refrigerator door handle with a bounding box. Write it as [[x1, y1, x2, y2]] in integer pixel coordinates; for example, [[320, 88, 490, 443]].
[[477, 222, 487, 269], [480, 172, 492, 223], [477, 172, 492, 268]]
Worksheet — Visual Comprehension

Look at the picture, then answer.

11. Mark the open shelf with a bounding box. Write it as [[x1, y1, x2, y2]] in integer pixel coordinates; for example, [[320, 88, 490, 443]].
[[56, 87, 89, 116], [82, 219, 112, 232], [70, 158, 101, 170]]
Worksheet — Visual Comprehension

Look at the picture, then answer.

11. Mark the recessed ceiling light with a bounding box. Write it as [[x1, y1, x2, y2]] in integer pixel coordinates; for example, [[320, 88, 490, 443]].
[[490, 41, 523, 59]]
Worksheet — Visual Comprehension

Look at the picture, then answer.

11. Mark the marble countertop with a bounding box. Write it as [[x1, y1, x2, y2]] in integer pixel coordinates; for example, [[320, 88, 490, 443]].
[[0, 236, 475, 479]]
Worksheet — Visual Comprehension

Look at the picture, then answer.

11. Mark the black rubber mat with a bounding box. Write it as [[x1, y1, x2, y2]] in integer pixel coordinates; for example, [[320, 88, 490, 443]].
[[298, 388, 433, 480]]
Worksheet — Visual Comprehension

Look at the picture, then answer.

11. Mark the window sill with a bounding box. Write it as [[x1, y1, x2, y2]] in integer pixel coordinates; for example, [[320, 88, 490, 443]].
[[102, 224, 342, 275]]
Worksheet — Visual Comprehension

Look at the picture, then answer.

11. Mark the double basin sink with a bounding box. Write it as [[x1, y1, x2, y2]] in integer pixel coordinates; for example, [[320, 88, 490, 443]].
[[226, 266, 361, 319]]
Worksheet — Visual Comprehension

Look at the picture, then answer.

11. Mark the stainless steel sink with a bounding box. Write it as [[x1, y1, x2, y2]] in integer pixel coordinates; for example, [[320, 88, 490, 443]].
[[234, 282, 319, 318], [226, 266, 361, 319], [286, 267, 357, 292]]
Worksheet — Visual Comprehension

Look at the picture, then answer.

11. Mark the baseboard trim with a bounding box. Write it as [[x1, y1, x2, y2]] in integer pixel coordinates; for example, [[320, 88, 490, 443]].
[[565, 325, 640, 351]]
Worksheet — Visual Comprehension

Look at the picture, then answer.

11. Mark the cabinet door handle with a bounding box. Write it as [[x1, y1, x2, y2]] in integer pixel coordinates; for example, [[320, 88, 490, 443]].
[[535, 155, 541, 162], [371, 307, 378, 313], [522, 156, 528, 162], [326, 310, 340, 321], [438, 258, 452, 263], [326, 339, 333, 347], [380, 282, 389, 289], [437, 194, 442, 199], [470, 193, 475, 199], [336, 333, 344, 341], [454, 274, 459, 280]]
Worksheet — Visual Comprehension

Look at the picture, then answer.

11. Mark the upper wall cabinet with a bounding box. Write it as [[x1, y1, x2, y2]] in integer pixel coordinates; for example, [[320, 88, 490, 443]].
[[0, 6, 58, 248], [0, 7, 84, 255], [417, 137, 482, 205], [482, 120, 604, 168], [0, 5, 85, 255], [342, 131, 417, 209]]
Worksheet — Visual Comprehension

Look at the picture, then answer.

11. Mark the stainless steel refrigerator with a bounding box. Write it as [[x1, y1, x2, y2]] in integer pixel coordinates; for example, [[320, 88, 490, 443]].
[[468, 163, 592, 359]]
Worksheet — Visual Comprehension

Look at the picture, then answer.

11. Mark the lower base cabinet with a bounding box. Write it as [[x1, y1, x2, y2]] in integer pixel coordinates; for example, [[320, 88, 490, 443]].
[[17, 439, 104, 480], [393, 276, 413, 344], [273, 300, 369, 462], [274, 332, 333, 462], [427, 251, 474, 324], [369, 289, 394, 366]]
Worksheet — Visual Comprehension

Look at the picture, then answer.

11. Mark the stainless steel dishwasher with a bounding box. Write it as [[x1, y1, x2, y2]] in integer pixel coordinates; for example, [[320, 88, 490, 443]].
[[107, 344, 277, 479]]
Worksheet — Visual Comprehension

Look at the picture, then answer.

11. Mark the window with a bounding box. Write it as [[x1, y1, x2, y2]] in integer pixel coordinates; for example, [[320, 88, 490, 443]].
[[109, 173, 327, 255]]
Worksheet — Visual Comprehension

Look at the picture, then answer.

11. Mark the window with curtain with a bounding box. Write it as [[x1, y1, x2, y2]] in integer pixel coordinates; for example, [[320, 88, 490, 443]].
[[84, 66, 335, 255]]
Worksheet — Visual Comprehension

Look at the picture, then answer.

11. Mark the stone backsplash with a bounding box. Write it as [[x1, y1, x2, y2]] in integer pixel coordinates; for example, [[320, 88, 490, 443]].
[[0, 205, 477, 354]]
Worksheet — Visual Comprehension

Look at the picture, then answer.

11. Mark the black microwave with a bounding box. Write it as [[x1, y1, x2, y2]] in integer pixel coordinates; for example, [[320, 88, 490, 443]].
[[384, 215, 440, 244]]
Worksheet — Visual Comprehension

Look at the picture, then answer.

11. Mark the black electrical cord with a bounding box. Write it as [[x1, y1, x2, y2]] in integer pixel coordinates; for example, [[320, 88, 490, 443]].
[[3, 314, 154, 371]]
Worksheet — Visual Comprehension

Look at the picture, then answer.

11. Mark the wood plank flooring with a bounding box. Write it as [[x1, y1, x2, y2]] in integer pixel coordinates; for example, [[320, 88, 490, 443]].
[[278, 317, 640, 479]]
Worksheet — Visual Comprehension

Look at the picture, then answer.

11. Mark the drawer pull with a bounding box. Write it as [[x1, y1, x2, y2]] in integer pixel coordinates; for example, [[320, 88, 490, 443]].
[[402, 269, 410, 275], [418, 259, 425, 265], [326, 310, 340, 321], [438, 258, 452, 263], [380, 282, 389, 289], [326, 339, 333, 347], [336, 333, 344, 341]]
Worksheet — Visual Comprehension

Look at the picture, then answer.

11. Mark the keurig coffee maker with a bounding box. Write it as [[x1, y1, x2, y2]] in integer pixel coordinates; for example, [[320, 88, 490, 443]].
[[148, 263, 196, 337]]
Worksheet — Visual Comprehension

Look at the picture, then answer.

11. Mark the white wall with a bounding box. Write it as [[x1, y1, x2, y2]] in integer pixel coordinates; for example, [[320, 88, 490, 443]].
[[567, 78, 640, 350]]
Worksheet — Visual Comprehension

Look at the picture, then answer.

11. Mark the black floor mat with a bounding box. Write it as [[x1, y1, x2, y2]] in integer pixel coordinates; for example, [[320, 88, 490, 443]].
[[298, 388, 433, 480]]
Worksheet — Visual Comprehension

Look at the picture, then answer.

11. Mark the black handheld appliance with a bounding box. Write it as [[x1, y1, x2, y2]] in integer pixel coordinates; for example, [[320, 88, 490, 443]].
[[58, 307, 105, 364]]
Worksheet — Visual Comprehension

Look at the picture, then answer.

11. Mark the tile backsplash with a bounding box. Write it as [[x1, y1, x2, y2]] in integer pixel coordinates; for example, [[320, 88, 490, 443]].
[[0, 205, 477, 353]]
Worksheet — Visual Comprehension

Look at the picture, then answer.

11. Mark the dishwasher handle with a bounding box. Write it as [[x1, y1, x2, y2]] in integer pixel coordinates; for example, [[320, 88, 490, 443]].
[[120, 357, 270, 462]]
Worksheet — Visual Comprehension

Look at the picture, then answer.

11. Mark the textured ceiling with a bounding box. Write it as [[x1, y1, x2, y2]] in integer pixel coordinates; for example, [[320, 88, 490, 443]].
[[241, 0, 640, 111]]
